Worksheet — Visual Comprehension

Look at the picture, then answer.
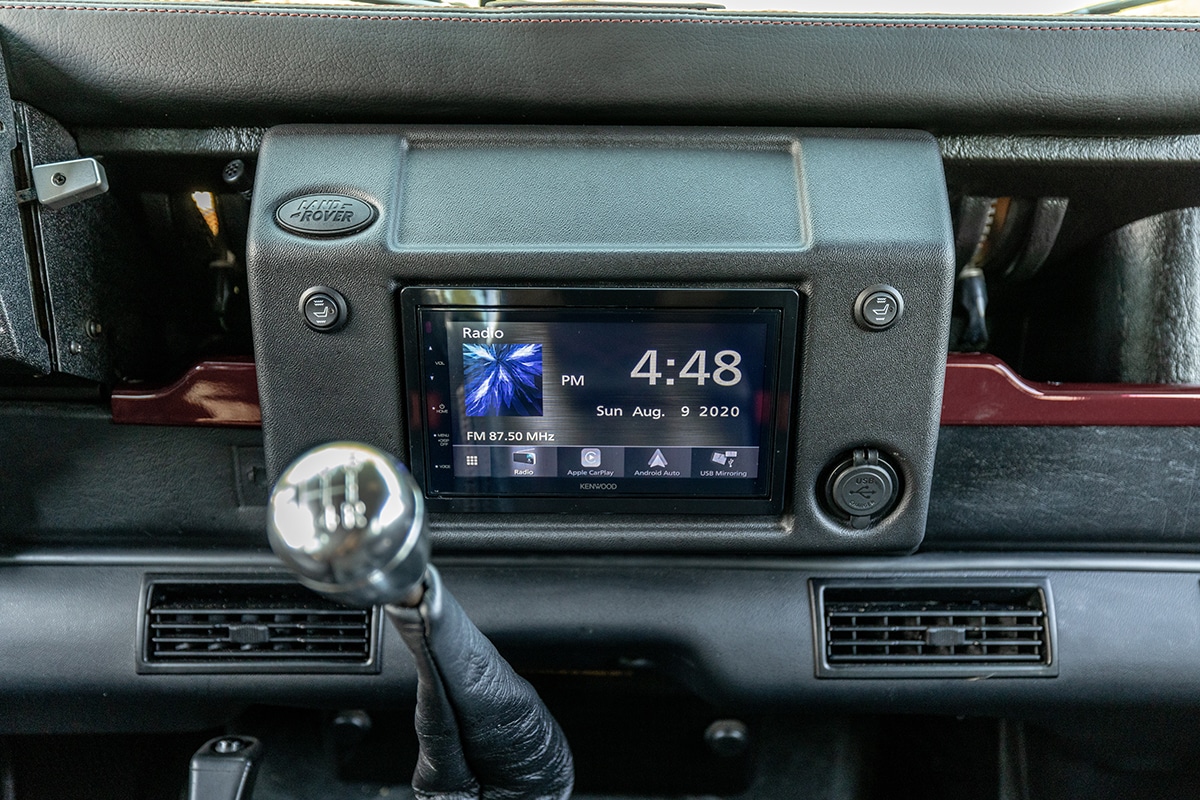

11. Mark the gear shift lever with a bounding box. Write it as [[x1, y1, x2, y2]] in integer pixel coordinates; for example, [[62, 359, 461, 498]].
[[267, 443, 574, 800]]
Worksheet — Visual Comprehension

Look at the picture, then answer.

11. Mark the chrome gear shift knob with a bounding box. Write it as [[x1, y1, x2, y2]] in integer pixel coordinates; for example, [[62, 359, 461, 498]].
[[267, 442, 430, 607]]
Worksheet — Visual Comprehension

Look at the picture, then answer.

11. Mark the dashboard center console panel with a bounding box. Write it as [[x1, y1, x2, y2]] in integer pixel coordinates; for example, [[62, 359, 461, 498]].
[[246, 126, 953, 552]]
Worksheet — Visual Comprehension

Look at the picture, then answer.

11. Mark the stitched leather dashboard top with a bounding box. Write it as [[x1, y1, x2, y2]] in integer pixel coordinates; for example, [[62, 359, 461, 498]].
[[0, 2, 1199, 132]]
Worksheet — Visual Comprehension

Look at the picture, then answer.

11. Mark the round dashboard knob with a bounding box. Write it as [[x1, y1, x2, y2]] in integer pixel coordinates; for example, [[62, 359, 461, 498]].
[[267, 442, 430, 607]]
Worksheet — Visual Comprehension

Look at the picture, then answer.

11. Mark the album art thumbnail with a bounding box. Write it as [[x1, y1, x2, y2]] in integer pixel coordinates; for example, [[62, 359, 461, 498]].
[[463, 343, 544, 417]]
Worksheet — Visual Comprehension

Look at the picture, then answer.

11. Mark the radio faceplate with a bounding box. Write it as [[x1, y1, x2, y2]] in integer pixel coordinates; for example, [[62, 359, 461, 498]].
[[402, 288, 799, 513], [246, 125, 953, 552]]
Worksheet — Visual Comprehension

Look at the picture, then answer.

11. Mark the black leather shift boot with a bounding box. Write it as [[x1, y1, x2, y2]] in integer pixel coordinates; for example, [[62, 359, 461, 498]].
[[387, 567, 575, 800]]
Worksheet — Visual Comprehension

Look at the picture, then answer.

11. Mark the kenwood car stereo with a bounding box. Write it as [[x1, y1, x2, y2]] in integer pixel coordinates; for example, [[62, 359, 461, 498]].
[[402, 288, 800, 513]]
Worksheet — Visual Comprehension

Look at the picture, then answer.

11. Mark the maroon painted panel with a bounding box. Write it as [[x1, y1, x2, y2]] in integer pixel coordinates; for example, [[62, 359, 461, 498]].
[[111, 358, 261, 427], [112, 353, 1200, 429], [942, 353, 1200, 426]]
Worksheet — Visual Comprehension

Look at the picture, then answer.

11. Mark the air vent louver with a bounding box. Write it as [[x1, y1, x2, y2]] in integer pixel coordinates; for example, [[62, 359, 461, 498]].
[[813, 582, 1055, 677], [140, 579, 378, 674]]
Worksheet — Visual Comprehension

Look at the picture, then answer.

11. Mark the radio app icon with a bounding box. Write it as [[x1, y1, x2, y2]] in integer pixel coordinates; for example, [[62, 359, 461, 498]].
[[580, 448, 602, 468]]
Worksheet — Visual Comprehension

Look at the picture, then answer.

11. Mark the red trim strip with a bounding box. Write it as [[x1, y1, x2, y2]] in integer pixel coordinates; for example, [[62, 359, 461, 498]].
[[111, 358, 261, 428], [943, 353, 1200, 426], [112, 353, 1200, 429]]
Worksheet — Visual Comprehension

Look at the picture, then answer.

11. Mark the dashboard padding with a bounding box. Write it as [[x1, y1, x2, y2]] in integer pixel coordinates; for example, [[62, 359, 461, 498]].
[[0, 4, 1199, 133]]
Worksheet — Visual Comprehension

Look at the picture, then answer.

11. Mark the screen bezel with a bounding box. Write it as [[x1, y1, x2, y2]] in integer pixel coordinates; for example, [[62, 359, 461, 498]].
[[400, 287, 800, 514]]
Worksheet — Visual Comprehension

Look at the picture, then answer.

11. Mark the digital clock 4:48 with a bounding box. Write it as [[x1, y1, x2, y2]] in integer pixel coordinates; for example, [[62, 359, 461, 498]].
[[630, 349, 743, 387]]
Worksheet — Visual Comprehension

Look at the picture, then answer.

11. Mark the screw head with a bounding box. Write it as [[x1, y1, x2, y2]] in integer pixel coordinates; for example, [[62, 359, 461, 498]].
[[704, 720, 750, 757], [222, 159, 247, 185], [51, 172, 66, 186], [213, 738, 248, 754]]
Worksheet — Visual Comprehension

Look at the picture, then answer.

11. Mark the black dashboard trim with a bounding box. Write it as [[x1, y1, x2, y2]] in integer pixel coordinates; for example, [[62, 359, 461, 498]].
[[11, 550, 1200, 574], [1, 554, 1198, 734], [246, 126, 952, 553]]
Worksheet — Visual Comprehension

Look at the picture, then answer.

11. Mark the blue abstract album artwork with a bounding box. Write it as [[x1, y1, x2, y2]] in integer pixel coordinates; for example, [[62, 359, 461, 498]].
[[463, 343, 544, 417]]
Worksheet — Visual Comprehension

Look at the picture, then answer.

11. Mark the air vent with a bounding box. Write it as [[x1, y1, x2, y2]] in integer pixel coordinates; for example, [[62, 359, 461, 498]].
[[812, 581, 1056, 678], [139, 578, 379, 674]]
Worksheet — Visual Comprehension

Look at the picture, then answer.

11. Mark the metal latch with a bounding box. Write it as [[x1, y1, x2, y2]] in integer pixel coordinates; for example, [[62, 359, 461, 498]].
[[16, 157, 109, 209]]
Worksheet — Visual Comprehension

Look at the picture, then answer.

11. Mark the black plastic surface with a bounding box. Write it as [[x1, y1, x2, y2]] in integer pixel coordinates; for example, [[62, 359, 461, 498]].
[[0, 403, 265, 548], [10, 401, 1200, 552], [926, 426, 1200, 549], [3, 553, 1200, 733], [14, 103, 156, 382], [246, 125, 954, 553], [189, 736, 263, 800], [0, 61, 49, 375], [76, 127, 266, 159]]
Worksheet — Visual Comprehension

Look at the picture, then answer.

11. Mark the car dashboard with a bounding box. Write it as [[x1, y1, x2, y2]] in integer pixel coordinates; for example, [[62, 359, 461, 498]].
[[4, 5, 1200, 799]]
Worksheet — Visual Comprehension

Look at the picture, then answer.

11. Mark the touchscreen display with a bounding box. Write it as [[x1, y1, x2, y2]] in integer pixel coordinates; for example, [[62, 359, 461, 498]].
[[405, 289, 798, 510]]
